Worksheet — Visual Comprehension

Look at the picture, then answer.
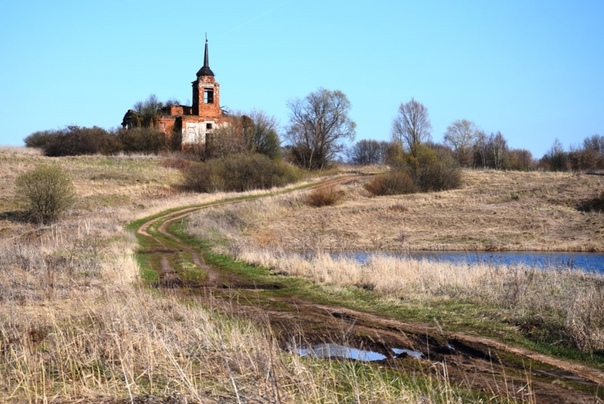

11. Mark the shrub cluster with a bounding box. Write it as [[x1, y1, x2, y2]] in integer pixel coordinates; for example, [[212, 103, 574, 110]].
[[305, 186, 345, 207], [364, 171, 416, 196], [366, 145, 461, 196], [24, 126, 169, 156], [117, 127, 168, 154], [539, 135, 604, 172], [183, 153, 301, 193], [15, 164, 75, 224]]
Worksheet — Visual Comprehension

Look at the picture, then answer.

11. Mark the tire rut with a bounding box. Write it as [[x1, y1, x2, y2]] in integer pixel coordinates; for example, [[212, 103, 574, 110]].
[[133, 176, 604, 403]]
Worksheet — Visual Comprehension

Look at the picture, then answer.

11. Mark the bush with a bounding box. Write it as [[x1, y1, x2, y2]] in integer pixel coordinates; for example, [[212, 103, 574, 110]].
[[117, 127, 167, 154], [368, 145, 461, 196], [15, 165, 76, 224], [365, 171, 417, 196], [406, 145, 461, 192], [184, 153, 301, 193], [306, 186, 344, 207], [42, 126, 120, 156], [24, 130, 58, 149]]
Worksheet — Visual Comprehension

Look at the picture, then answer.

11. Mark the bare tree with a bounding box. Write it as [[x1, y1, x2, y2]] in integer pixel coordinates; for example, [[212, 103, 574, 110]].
[[541, 138, 569, 171], [507, 148, 534, 170], [285, 88, 356, 170], [583, 134, 604, 156], [348, 139, 387, 165], [391, 98, 432, 157], [490, 131, 508, 170], [248, 109, 281, 159], [444, 119, 482, 167], [473, 131, 509, 170]]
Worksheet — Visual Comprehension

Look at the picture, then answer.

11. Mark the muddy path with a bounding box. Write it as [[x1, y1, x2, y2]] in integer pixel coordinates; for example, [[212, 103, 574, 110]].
[[134, 177, 604, 403]]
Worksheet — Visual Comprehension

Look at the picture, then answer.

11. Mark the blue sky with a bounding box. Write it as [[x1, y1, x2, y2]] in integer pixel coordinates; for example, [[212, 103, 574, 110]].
[[1, 0, 602, 158]]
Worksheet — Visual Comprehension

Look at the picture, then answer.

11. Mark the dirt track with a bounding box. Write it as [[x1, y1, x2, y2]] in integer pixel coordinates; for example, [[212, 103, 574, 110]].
[[135, 177, 604, 403]]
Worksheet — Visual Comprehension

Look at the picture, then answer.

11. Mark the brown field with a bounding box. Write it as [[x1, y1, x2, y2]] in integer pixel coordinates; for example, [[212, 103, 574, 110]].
[[217, 168, 603, 253], [1, 148, 604, 403]]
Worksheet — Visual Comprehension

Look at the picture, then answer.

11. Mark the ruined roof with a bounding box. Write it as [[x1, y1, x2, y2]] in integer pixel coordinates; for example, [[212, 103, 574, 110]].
[[196, 38, 215, 77]]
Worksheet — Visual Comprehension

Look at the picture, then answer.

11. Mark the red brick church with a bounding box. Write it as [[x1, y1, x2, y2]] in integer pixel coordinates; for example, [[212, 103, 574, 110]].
[[122, 38, 245, 151]]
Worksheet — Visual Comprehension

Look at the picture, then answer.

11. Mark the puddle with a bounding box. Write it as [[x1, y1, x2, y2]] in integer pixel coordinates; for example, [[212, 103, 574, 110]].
[[296, 343, 426, 362], [297, 343, 387, 361], [392, 348, 424, 359]]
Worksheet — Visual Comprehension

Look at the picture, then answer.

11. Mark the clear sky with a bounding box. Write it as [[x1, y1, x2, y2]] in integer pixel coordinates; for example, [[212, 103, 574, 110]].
[[1, 0, 602, 158]]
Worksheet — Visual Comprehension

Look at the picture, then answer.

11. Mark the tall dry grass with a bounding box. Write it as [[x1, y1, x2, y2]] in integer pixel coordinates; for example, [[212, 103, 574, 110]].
[[1, 151, 473, 402], [186, 176, 604, 354], [0, 229, 464, 403]]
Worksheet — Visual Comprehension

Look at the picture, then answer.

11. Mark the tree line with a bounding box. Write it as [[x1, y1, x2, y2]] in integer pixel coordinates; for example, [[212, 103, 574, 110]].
[[349, 97, 603, 172], [17, 88, 602, 224], [24, 90, 602, 173]]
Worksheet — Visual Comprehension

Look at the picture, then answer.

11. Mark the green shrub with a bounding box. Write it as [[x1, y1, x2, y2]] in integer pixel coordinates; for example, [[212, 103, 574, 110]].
[[406, 145, 461, 192], [15, 165, 76, 224], [365, 171, 417, 196], [383, 142, 406, 169], [306, 186, 344, 207], [184, 153, 301, 193], [367, 144, 461, 196]]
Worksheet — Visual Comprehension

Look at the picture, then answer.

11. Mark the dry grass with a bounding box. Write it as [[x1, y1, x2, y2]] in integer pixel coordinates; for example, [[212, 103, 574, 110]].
[[187, 170, 604, 353], [232, 250, 604, 352], [305, 185, 345, 207], [205, 169, 603, 253], [1, 151, 471, 402]]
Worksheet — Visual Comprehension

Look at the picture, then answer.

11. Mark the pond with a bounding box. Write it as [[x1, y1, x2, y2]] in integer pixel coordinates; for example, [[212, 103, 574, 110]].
[[346, 251, 604, 273]]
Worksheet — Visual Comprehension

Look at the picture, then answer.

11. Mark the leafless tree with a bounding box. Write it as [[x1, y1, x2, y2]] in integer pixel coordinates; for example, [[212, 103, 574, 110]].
[[391, 98, 432, 157], [444, 119, 482, 167], [583, 134, 604, 156], [348, 139, 388, 165], [473, 131, 509, 169], [507, 148, 534, 170], [490, 131, 508, 170], [248, 109, 281, 159], [285, 88, 356, 170]]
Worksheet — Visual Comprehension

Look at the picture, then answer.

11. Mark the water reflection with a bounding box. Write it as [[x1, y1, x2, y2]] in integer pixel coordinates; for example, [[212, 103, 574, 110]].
[[297, 343, 386, 361], [347, 251, 604, 272], [296, 343, 425, 362]]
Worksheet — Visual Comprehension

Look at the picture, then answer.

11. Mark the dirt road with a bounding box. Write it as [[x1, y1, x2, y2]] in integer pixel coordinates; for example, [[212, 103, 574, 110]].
[[134, 177, 604, 403]]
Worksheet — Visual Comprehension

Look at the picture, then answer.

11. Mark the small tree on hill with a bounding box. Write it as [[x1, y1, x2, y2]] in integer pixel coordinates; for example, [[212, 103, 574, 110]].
[[348, 139, 388, 165], [444, 119, 482, 167], [285, 88, 356, 170], [249, 109, 281, 160], [391, 98, 432, 157], [15, 165, 76, 224]]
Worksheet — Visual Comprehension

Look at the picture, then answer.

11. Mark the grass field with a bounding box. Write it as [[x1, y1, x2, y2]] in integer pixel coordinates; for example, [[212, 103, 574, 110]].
[[1, 147, 603, 402], [202, 168, 603, 253]]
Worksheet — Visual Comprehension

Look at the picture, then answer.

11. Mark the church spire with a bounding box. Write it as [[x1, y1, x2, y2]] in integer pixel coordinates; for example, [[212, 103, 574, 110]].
[[197, 35, 215, 77]]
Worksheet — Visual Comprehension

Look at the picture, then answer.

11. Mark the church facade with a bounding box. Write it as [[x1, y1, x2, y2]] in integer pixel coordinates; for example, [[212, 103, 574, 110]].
[[122, 39, 238, 151]]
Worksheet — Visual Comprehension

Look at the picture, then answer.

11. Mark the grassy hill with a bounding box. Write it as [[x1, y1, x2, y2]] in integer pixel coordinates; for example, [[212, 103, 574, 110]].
[[0, 147, 602, 402]]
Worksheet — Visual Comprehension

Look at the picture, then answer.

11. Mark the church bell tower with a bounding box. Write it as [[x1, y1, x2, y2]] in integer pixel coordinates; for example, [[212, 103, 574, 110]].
[[192, 37, 221, 118]]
